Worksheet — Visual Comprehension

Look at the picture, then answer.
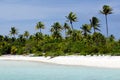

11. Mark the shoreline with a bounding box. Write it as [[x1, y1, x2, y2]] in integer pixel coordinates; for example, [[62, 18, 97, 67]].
[[0, 55, 120, 68]]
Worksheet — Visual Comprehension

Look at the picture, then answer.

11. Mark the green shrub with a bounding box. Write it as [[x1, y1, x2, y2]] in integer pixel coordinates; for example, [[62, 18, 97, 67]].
[[110, 53, 120, 56], [80, 52, 87, 56], [17, 48, 25, 55], [0, 52, 2, 56], [11, 46, 18, 54], [34, 52, 43, 56], [29, 47, 37, 53], [1, 45, 11, 54], [44, 52, 54, 57]]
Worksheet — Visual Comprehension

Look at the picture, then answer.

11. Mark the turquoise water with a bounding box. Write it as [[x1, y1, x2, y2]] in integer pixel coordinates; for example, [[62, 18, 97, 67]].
[[0, 60, 120, 80]]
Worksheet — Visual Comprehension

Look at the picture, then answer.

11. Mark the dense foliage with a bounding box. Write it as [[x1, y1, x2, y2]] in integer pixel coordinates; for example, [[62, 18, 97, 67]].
[[0, 5, 120, 57]]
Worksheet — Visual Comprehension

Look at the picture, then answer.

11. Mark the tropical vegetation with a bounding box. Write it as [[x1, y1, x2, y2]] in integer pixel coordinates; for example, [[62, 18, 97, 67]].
[[0, 5, 120, 57]]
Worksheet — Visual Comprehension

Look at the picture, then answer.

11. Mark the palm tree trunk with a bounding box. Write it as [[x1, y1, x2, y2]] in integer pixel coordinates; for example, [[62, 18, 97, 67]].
[[94, 28, 95, 33], [70, 21, 74, 30], [40, 28, 41, 33], [84, 31, 87, 37], [14, 34, 15, 38], [65, 29, 67, 38], [105, 15, 108, 37]]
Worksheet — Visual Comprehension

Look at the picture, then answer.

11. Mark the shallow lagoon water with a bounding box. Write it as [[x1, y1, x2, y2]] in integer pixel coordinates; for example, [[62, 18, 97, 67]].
[[0, 60, 120, 80]]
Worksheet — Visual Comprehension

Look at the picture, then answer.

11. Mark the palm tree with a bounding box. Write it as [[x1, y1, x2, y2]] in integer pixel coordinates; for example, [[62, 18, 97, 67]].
[[29, 35, 34, 40], [23, 31, 30, 39], [51, 22, 62, 40], [81, 24, 91, 37], [0, 35, 4, 41], [100, 5, 113, 37], [4, 36, 9, 42], [92, 32, 106, 46], [109, 34, 115, 42], [35, 21, 45, 33], [63, 23, 70, 38], [10, 27, 18, 38], [72, 30, 82, 41], [34, 32, 43, 43], [66, 12, 77, 30], [90, 17, 100, 33], [18, 34, 25, 43], [67, 29, 73, 37]]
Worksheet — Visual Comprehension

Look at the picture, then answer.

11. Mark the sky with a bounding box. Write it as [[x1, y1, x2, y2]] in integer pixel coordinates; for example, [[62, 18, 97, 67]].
[[0, 0, 120, 39]]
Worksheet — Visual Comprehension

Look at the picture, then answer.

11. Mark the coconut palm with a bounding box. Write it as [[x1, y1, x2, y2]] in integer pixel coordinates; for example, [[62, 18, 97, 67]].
[[34, 32, 43, 43], [90, 17, 100, 33], [4, 36, 9, 42], [81, 24, 91, 37], [72, 30, 82, 41], [23, 31, 30, 39], [63, 23, 70, 38], [10, 27, 18, 38], [66, 12, 77, 30], [92, 32, 106, 46], [18, 34, 25, 43], [100, 5, 113, 37], [0, 35, 4, 41], [35, 21, 45, 33], [51, 22, 62, 40], [109, 34, 115, 42], [67, 29, 73, 37], [29, 35, 34, 40]]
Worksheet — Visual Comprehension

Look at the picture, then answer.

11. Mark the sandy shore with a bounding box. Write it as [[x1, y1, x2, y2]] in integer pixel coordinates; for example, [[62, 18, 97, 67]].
[[0, 55, 120, 68]]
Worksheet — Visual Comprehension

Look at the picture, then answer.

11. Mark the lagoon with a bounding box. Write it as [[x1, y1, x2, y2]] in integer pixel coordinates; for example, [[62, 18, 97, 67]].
[[0, 60, 120, 80]]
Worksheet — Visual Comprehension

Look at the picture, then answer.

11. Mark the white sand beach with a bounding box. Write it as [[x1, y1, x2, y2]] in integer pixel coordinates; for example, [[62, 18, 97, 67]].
[[0, 55, 120, 68]]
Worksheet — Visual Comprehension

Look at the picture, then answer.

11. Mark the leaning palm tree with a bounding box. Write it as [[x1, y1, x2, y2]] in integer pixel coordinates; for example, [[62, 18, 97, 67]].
[[10, 27, 18, 38], [66, 12, 77, 30], [100, 5, 113, 37], [35, 21, 45, 33], [81, 24, 91, 37], [63, 23, 70, 38], [90, 17, 100, 33]]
